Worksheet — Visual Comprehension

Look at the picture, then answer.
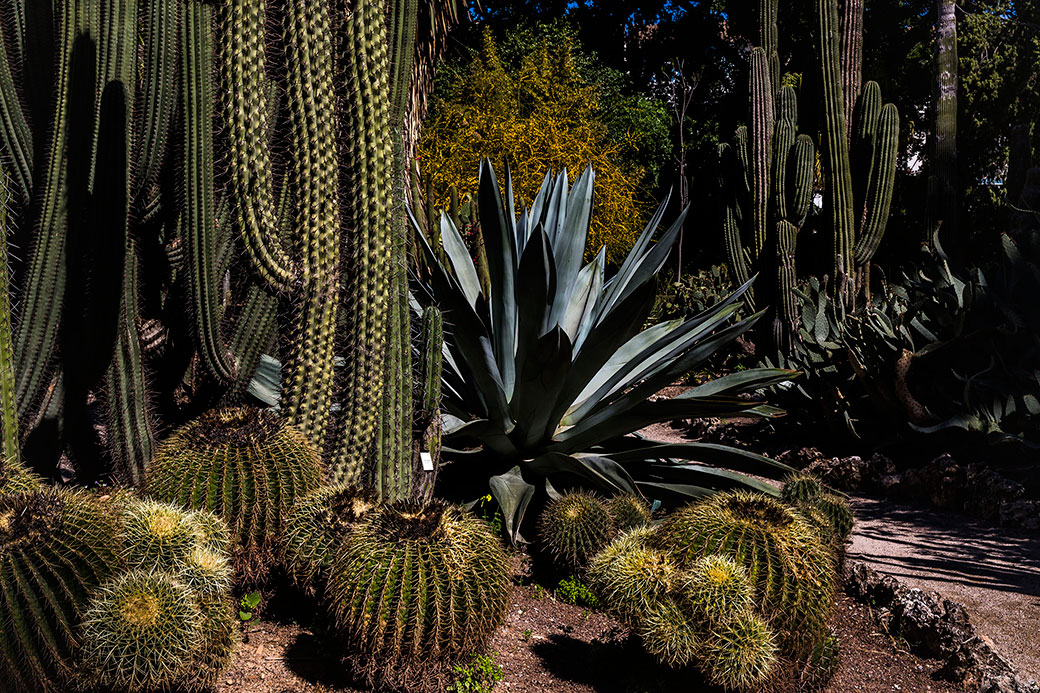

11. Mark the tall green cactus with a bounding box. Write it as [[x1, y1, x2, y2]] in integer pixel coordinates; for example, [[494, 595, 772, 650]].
[[719, 37, 815, 349], [818, 0, 857, 307], [0, 170, 17, 464], [817, 0, 900, 308]]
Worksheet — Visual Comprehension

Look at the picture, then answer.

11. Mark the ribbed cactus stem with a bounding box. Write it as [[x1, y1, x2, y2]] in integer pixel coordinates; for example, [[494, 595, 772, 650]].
[[0, 9, 33, 203], [774, 220, 798, 353], [840, 0, 864, 136], [134, 1, 179, 199], [854, 102, 899, 265], [12, 0, 81, 422], [933, 0, 958, 237], [772, 119, 795, 221], [776, 85, 798, 126], [281, 0, 341, 451], [818, 0, 856, 306], [222, 0, 296, 292], [749, 47, 774, 260], [0, 169, 17, 463], [412, 305, 443, 501], [183, 0, 235, 385], [790, 135, 815, 226], [333, 0, 394, 484], [759, 0, 780, 91]]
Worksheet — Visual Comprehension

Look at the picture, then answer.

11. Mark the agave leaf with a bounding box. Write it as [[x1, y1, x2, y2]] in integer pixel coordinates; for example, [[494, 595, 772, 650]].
[[674, 368, 800, 399], [559, 250, 604, 342], [513, 228, 556, 377], [601, 441, 794, 477], [489, 465, 535, 544], [598, 206, 688, 319], [443, 418, 519, 457], [511, 327, 573, 449], [629, 461, 781, 495], [552, 395, 776, 452], [572, 247, 607, 349], [599, 193, 672, 317], [545, 280, 658, 439], [568, 302, 744, 422], [569, 313, 765, 428], [549, 166, 595, 323], [440, 213, 482, 306], [527, 168, 554, 232], [543, 168, 568, 246], [478, 160, 519, 399], [528, 452, 639, 496]]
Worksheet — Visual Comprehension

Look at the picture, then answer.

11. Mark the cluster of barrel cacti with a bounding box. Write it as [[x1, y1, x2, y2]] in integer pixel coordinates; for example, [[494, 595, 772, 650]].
[[79, 499, 236, 692], [0, 486, 236, 693], [283, 490, 510, 692], [720, 0, 900, 351], [585, 490, 846, 690]]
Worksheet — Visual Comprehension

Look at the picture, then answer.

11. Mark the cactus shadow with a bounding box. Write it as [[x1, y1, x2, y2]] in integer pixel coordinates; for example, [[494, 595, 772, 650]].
[[529, 632, 717, 692]]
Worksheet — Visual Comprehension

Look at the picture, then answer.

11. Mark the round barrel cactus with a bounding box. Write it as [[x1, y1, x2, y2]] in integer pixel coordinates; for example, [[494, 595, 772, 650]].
[[607, 493, 652, 531], [586, 526, 677, 628], [698, 609, 778, 690], [539, 491, 616, 572], [655, 491, 836, 655], [282, 484, 376, 592], [327, 500, 509, 691], [145, 406, 324, 581], [0, 488, 120, 692]]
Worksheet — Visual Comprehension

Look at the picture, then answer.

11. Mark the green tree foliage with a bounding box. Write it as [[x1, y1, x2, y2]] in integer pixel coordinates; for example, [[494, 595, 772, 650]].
[[419, 29, 667, 263]]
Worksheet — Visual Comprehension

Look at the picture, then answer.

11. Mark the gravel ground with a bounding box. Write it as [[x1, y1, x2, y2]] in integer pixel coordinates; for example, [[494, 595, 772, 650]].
[[848, 496, 1040, 682]]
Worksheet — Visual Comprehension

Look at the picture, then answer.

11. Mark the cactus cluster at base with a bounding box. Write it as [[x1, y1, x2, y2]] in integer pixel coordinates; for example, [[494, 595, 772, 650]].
[[144, 406, 324, 582], [327, 499, 509, 692], [539, 491, 653, 573], [78, 499, 236, 692], [586, 490, 841, 690]]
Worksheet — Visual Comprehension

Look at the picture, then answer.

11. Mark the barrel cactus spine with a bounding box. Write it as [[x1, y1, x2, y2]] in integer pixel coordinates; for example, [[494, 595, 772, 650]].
[[699, 609, 779, 690], [586, 525, 678, 628]]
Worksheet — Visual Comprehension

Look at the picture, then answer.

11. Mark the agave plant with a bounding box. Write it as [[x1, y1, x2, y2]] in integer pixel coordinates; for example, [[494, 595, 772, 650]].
[[411, 161, 797, 540]]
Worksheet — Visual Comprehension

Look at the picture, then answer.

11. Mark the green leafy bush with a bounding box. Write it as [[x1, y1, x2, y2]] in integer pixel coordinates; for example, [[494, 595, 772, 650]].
[[448, 652, 504, 693]]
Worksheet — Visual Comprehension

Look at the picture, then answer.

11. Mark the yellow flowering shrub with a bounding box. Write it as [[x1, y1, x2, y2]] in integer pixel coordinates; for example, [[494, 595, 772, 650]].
[[418, 32, 649, 264]]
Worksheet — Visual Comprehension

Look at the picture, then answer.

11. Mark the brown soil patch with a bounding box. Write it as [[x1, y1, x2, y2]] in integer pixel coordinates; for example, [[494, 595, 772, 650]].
[[218, 583, 961, 692]]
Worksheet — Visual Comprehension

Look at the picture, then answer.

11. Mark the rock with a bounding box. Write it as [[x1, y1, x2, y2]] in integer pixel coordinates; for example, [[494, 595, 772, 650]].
[[845, 561, 1038, 693], [999, 500, 1040, 531], [879, 473, 903, 496], [862, 453, 898, 490], [900, 454, 965, 509], [806, 455, 864, 492], [965, 465, 1027, 520]]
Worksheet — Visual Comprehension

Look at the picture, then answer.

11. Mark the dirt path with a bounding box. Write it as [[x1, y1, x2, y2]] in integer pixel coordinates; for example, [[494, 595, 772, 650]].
[[847, 496, 1040, 682]]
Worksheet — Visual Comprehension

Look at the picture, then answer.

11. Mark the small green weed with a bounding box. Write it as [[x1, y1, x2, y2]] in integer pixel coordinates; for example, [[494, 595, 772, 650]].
[[239, 591, 261, 622], [555, 575, 599, 608], [521, 629, 533, 642], [448, 652, 503, 692]]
